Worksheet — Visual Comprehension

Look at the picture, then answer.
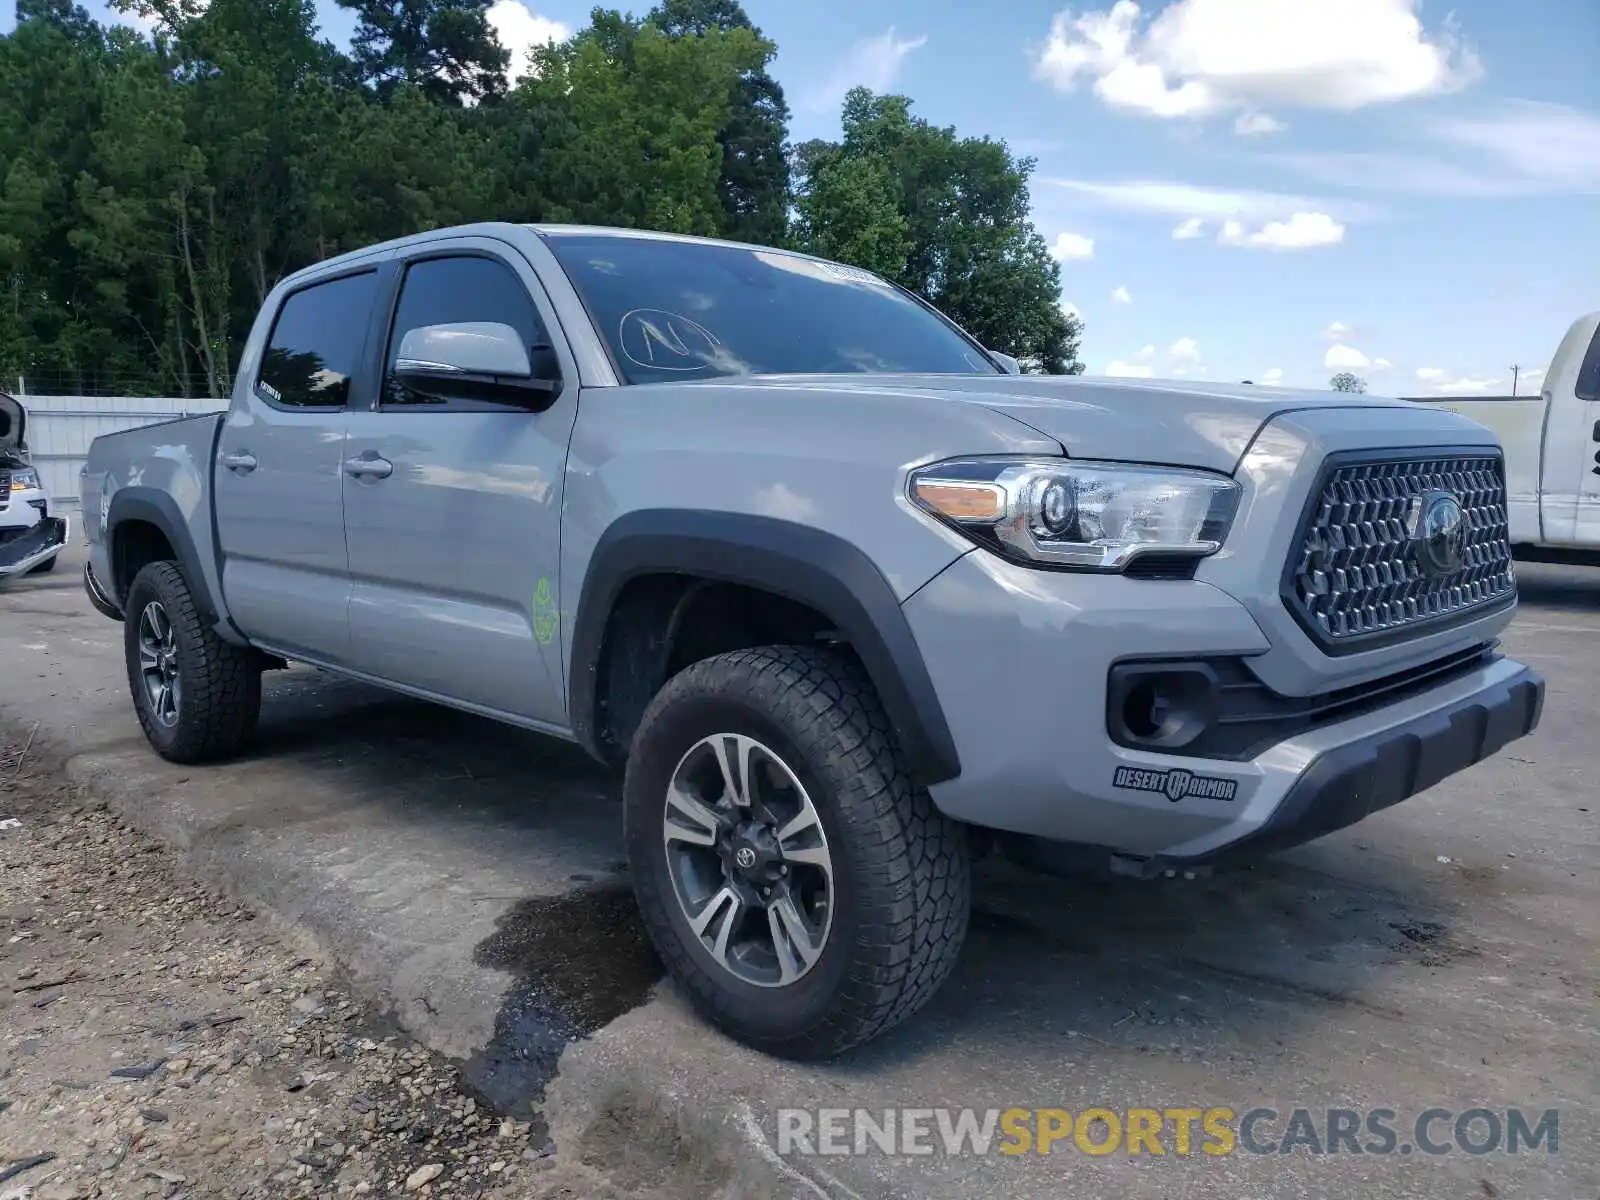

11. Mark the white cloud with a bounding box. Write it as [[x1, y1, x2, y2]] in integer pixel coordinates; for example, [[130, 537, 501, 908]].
[[1105, 360, 1156, 377], [1325, 344, 1372, 370], [1060, 299, 1082, 320], [1172, 217, 1205, 239], [1372, 357, 1393, 370], [1218, 212, 1345, 250], [1233, 111, 1286, 136], [1260, 367, 1285, 384], [1031, 0, 1479, 126], [1322, 320, 1354, 342], [1427, 375, 1503, 395], [1168, 336, 1202, 362], [807, 27, 928, 111], [1430, 101, 1600, 195], [1137, 343, 1156, 360], [1049, 179, 1380, 225], [1415, 367, 1447, 382], [1112, 285, 1133, 304], [1049, 232, 1096, 262], [1277, 102, 1600, 198], [110, 0, 207, 32], [488, 2, 570, 81]]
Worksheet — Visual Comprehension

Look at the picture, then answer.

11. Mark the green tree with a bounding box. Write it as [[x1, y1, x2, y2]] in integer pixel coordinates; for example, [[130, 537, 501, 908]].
[[647, 0, 790, 246], [506, 12, 766, 236], [1330, 371, 1368, 393], [794, 88, 1082, 373], [335, 0, 509, 105]]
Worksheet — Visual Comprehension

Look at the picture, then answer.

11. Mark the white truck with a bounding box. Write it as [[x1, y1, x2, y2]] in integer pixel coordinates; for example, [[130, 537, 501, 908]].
[[1415, 311, 1600, 562]]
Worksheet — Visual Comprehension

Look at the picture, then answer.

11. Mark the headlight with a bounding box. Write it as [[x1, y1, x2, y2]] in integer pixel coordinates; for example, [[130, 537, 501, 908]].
[[10, 468, 39, 492], [909, 456, 1240, 572]]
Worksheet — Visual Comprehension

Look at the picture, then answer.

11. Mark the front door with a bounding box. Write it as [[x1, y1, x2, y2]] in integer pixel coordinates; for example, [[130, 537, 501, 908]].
[[214, 268, 382, 661], [340, 241, 578, 729]]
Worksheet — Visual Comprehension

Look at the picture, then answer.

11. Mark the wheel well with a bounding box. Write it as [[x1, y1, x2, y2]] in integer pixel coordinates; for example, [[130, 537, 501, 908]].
[[111, 520, 177, 605], [592, 575, 844, 763]]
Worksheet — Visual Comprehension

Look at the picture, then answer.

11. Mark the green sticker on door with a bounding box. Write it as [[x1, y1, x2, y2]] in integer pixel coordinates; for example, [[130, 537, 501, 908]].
[[532, 577, 558, 645]]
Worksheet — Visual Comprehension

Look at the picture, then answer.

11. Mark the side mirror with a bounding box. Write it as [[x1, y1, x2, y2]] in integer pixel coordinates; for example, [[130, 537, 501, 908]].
[[989, 350, 1023, 375], [395, 322, 560, 406]]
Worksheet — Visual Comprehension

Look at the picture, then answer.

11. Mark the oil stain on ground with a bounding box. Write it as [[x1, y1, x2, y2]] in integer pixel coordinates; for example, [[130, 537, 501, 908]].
[[460, 883, 661, 1131]]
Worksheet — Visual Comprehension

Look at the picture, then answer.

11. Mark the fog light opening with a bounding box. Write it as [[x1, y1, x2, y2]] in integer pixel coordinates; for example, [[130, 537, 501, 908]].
[[1109, 665, 1217, 750]]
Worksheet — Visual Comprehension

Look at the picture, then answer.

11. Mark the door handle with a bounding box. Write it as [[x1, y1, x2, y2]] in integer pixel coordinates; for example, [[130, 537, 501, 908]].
[[221, 451, 257, 473], [343, 455, 393, 480]]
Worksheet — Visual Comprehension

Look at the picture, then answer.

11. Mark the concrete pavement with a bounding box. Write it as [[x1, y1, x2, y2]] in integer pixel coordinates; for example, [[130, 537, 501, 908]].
[[2, 544, 1595, 1198]]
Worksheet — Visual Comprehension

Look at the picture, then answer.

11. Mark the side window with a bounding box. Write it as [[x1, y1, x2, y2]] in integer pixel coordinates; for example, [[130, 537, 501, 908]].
[[1575, 323, 1600, 403], [257, 271, 379, 409], [383, 256, 548, 409]]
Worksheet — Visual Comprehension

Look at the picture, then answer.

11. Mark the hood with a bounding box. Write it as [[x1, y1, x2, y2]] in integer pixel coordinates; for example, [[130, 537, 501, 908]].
[[747, 374, 1421, 474], [0, 391, 23, 455]]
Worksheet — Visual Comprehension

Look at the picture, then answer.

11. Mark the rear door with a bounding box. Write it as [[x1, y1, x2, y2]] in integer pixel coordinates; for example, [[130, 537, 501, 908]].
[[339, 238, 580, 728], [214, 268, 381, 661]]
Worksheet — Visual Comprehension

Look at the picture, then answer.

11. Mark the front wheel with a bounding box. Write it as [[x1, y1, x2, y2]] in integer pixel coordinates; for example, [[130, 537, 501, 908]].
[[123, 561, 262, 763], [625, 645, 970, 1058]]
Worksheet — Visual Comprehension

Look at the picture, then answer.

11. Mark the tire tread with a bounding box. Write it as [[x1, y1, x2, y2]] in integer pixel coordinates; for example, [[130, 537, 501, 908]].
[[628, 644, 969, 1058]]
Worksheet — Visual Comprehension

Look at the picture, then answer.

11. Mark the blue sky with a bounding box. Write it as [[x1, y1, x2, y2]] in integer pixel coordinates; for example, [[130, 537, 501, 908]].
[[9, 0, 1597, 393]]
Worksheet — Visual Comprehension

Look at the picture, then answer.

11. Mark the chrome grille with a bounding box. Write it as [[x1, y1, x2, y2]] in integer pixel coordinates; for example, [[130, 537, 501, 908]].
[[1287, 452, 1514, 648]]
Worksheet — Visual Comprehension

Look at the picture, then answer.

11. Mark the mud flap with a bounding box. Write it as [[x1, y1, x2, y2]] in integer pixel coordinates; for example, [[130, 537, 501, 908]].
[[0, 516, 69, 580]]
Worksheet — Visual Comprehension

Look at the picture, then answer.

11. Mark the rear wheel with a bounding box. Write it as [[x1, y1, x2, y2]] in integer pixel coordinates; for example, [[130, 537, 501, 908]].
[[123, 561, 261, 763], [625, 645, 970, 1058]]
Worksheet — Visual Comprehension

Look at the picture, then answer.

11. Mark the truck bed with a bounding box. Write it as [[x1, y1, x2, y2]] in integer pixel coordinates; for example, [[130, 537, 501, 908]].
[[81, 411, 228, 608]]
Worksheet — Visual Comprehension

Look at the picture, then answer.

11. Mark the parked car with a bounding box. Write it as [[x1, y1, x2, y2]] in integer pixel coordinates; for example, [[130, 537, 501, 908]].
[[0, 390, 69, 580], [78, 223, 1544, 1056], [1414, 310, 1600, 561]]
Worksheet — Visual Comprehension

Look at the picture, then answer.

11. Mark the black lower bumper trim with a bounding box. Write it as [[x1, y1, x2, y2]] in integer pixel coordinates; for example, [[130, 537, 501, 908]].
[[1155, 663, 1545, 872]]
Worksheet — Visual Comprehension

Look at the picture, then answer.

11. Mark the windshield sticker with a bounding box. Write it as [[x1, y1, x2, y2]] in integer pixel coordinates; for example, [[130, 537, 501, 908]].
[[618, 309, 724, 372], [753, 250, 891, 289]]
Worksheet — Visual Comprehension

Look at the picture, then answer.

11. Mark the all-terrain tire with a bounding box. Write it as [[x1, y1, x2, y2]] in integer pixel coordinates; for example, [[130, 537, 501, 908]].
[[124, 561, 261, 763], [27, 554, 57, 575], [625, 644, 970, 1058]]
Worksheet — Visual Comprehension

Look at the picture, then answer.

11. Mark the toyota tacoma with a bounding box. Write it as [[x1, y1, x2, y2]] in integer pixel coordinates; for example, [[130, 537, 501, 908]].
[[78, 223, 1544, 1057]]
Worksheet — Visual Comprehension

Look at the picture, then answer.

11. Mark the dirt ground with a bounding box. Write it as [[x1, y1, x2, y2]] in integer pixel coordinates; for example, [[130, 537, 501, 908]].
[[0, 736, 718, 1200]]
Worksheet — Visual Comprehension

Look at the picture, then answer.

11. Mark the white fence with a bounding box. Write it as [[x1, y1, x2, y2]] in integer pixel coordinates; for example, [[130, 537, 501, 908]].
[[19, 395, 231, 508]]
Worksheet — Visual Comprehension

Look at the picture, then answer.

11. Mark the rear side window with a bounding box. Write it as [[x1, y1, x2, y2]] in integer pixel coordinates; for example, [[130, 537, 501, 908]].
[[1576, 323, 1600, 402], [257, 271, 379, 409]]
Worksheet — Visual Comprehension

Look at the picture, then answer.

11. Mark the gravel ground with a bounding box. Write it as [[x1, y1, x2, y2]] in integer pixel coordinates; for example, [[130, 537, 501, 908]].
[[0, 736, 711, 1200]]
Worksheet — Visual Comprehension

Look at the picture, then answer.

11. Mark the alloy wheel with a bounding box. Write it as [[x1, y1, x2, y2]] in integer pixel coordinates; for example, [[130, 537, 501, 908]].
[[136, 600, 182, 728], [661, 733, 835, 988]]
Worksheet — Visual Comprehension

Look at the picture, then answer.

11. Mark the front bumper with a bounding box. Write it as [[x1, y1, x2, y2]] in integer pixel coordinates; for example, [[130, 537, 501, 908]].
[[902, 549, 1543, 867], [0, 513, 68, 579], [1136, 659, 1541, 875]]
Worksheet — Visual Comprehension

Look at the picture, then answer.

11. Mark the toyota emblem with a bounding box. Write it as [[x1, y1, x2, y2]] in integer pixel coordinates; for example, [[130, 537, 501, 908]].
[[1407, 490, 1467, 578], [735, 846, 758, 870]]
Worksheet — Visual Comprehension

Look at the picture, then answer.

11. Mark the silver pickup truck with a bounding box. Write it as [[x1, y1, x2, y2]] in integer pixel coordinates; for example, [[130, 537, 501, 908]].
[[80, 222, 1544, 1057]]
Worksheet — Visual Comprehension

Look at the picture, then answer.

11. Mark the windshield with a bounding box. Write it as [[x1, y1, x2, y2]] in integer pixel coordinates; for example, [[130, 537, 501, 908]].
[[542, 233, 1000, 384]]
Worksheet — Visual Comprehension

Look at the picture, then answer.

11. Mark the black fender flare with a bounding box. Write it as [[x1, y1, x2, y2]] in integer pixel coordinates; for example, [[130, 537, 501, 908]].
[[568, 510, 962, 787], [105, 488, 223, 628]]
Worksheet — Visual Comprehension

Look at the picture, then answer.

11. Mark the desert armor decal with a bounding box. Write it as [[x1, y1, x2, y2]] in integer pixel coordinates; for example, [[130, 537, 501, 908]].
[[1113, 765, 1238, 803]]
